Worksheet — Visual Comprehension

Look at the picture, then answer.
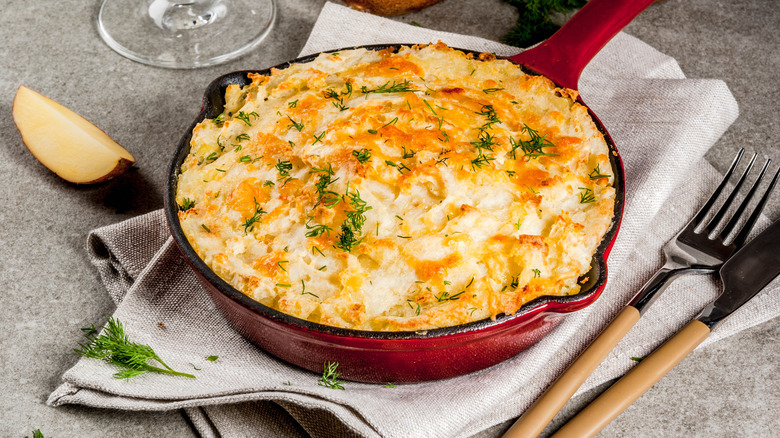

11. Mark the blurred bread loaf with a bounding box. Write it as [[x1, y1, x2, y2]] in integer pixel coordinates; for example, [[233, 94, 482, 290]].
[[343, 0, 445, 16]]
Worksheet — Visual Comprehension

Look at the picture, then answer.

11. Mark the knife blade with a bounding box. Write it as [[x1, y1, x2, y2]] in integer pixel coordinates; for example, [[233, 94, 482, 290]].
[[697, 217, 780, 327], [551, 217, 780, 438]]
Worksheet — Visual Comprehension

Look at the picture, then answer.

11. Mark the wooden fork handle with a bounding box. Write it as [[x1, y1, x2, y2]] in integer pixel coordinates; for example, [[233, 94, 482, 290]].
[[503, 306, 641, 438], [552, 320, 711, 438]]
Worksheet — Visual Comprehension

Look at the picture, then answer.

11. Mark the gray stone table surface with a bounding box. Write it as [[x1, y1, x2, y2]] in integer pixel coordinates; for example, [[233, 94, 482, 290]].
[[1, 0, 777, 436]]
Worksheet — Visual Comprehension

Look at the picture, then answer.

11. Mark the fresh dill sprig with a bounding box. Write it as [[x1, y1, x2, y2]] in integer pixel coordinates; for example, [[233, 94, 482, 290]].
[[579, 187, 596, 204], [335, 187, 372, 252], [236, 111, 259, 126], [510, 124, 558, 159], [305, 217, 333, 238], [179, 198, 195, 211], [310, 163, 341, 208], [318, 361, 345, 390], [275, 159, 293, 178], [588, 164, 611, 180], [502, 0, 587, 48], [361, 79, 416, 95], [312, 131, 326, 145], [74, 317, 195, 380], [352, 148, 372, 163], [286, 115, 304, 132], [243, 198, 267, 233]]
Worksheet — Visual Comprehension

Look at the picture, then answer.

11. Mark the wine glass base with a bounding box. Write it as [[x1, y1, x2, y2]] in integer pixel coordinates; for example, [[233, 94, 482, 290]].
[[97, 0, 276, 69]]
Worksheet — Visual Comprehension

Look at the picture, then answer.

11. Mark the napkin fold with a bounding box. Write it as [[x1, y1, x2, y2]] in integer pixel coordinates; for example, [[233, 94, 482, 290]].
[[48, 3, 780, 437]]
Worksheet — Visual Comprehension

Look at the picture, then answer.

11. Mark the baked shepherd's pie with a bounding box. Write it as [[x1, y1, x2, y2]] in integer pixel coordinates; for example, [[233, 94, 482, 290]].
[[176, 43, 616, 331]]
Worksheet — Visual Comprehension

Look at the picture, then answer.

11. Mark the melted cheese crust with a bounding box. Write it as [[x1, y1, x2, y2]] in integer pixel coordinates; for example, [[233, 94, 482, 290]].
[[177, 43, 616, 331]]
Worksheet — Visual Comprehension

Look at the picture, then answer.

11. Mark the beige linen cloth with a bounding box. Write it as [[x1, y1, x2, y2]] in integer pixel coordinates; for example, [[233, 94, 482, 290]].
[[48, 3, 780, 437]]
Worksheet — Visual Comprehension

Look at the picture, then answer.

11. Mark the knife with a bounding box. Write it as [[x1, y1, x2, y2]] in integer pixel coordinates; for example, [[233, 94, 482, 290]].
[[552, 217, 780, 438]]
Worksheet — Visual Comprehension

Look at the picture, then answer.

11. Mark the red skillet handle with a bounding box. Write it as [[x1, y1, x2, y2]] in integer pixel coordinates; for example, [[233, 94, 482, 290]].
[[509, 0, 654, 90]]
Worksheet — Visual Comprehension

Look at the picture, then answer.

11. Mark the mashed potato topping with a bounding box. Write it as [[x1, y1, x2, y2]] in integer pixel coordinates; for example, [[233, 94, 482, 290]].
[[176, 43, 615, 331]]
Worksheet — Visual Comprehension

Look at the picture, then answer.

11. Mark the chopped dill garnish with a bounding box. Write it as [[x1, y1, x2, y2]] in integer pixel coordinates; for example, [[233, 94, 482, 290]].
[[313, 131, 326, 144], [402, 146, 416, 159], [360, 79, 416, 95], [275, 160, 293, 178], [277, 260, 288, 272], [288, 99, 299, 108], [276, 283, 291, 288], [236, 133, 250, 142], [264, 180, 275, 187], [482, 87, 505, 94], [532, 268, 541, 278], [240, 155, 251, 163], [242, 198, 266, 233], [509, 124, 558, 159], [206, 152, 218, 162], [352, 148, 372, 163], [305, 218, 332, 238], [335, 187, 372, 252], [367, 129, 378, 134], [301, 280, 319, 298], [206, 355, 219, 362], [383, 117, 399, 127], [423, 99, 437, 115], [407, 300, 421, 315], [310, 163, 340, 208], [286, 115, 304, 132], [588, 164, 611, 180], [201, 224, 211, 233], [579, 187, 596, 203], [179, 198, 195, 211], [236, 111, 259, 126]]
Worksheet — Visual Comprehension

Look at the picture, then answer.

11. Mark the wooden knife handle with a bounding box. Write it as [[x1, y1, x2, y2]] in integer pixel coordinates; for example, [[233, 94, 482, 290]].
[[552, 320, 711, 438], [503, 306, 641, 438]]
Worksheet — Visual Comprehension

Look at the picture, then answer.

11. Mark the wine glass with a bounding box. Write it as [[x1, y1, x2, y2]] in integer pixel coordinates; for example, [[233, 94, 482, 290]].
[[97, 0, 277, 69]]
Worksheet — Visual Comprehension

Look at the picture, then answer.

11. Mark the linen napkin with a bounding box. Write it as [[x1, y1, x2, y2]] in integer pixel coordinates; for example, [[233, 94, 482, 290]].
[[48, 3, 780, 437]]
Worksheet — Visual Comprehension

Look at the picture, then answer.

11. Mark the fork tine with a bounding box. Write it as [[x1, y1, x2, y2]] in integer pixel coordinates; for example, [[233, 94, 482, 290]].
[[704, 152, 758, 234], [730, 164, 780, 247], [691, 148, 744, 227], [720, 159, 770, 238]]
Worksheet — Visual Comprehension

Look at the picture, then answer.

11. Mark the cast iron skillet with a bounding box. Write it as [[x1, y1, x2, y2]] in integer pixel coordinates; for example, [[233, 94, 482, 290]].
[[164, 0, 651, 382]]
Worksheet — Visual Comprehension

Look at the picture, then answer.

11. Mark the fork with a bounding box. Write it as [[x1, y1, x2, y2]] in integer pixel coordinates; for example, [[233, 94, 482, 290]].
[[503, 149, 779, 438]]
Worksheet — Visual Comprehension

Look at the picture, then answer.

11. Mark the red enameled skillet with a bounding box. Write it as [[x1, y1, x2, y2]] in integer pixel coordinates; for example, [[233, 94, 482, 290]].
[[165, 0, 652, 382]]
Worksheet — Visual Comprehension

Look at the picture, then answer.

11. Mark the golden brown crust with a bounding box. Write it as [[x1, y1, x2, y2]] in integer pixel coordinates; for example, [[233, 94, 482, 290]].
[[343, 0, 445, 16], [176, 44, 615, 331]]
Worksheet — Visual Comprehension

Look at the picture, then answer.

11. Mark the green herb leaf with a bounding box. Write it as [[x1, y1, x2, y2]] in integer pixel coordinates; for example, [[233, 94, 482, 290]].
[[74, 317, 195, 380], [206, 355, 219, 362], [179, 198, 195, 211], [318, 361, 345, 390], [352, 148, 372, 163]]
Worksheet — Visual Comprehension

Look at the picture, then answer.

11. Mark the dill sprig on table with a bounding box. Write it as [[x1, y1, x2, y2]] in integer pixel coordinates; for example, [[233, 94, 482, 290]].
[[74, 317, 195, 380], [502, 0, 587, 48], [318, 361, 345, 390]]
